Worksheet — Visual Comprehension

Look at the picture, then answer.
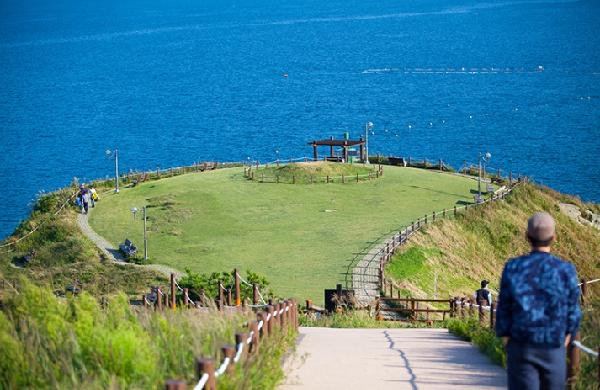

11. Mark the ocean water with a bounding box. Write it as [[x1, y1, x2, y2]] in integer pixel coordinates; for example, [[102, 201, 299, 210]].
[[0, 0, 599, 238]]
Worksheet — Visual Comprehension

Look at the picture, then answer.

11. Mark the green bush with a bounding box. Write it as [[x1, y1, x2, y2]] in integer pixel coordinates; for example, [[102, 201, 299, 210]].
[[178, 268, 273, 302], [0, 279, 295, 389], [447, 317, 506, 367]]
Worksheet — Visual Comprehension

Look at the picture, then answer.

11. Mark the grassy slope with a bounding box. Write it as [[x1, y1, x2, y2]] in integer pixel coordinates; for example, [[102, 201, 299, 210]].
[[89, 165, 481, 303], [0, 189, 165, 296], [385, 183, 600, 299], [385, 183, 600, 386], [253, 161, 374, 183]]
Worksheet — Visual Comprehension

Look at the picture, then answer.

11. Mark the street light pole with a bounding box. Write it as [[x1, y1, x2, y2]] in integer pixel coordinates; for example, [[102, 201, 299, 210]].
[[114, 149, 120, 193], [478, 152, 482, 201], [364, 122, 373, 164], [143, 206, 148, 260]]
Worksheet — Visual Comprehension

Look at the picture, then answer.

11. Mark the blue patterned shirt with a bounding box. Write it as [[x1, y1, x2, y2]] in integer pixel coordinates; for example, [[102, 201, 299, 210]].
[[495, 251, 581, 347]]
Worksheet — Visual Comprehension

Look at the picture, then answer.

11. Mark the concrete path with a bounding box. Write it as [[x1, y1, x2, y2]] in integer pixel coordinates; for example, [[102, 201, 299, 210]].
[[280, 328, 506, 390], [76, 212, 183, 278]]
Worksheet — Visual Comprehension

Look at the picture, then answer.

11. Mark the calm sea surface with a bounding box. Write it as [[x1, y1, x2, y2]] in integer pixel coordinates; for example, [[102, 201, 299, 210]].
[[1, 0, 599, 238]]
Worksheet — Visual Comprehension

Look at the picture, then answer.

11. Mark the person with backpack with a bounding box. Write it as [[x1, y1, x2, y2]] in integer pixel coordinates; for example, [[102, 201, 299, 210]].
[[475, 280, 492, 306]]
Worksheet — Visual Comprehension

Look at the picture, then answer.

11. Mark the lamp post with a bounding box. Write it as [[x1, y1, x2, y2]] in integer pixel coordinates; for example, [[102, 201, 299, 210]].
[[130, 205, 148, 260], [364, 122, 374, 164], [477, 152, 492, 203], [105, 149, 120, 193]]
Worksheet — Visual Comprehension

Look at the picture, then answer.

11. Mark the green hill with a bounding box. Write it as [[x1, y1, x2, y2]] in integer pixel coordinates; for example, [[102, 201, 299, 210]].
[[88, 164, 482, 302]]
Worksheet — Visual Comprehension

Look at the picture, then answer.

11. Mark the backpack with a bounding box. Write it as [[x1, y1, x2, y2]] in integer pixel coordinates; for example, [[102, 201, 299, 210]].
[[476, 288, 490, 305]]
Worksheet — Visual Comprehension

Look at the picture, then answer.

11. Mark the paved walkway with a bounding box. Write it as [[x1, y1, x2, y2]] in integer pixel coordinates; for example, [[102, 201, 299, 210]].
[[280, 328, 506, 390], [76, 212, 183, 278]]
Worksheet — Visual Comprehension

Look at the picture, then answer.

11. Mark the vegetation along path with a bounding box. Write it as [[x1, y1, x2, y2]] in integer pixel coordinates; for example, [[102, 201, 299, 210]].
[[89, 164, 480, 302], [280, 327, 507, 390]]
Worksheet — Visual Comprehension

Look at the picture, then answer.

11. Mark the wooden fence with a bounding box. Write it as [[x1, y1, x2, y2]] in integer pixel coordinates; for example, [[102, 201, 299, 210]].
[[243, 164, 383, 184]]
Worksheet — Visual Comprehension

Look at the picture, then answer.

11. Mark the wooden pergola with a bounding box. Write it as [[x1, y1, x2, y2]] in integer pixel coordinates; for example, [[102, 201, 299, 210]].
[[308, 136, 365, 162]]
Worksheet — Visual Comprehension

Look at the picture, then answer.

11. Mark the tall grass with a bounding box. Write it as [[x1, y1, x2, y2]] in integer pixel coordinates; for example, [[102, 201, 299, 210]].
[[0, 279, 295, 389]]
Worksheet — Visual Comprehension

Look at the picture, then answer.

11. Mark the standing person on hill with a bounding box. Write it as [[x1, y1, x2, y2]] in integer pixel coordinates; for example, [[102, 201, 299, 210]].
[[496, 212, 581, 390], [474, 279, 492, 306], [80, 185, 91, 215]]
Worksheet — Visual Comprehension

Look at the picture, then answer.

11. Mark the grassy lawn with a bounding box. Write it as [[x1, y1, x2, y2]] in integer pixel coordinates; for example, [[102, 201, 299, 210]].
[[89, 164, 481, 303]]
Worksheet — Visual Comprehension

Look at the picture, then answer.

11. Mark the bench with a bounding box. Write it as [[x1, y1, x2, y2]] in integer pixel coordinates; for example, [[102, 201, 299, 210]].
[[119, 238, 137, 258]]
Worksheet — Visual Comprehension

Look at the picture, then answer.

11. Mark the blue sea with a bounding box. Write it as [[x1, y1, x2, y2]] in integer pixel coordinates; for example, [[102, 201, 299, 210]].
[[1, 0, 599, 238]]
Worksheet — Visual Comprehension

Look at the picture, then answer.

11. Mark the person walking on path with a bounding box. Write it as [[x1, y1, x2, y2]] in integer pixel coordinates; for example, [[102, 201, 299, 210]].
[[80, 185, 91, 214], [474, 279, 492, 305], [495, 212, 581, 390]]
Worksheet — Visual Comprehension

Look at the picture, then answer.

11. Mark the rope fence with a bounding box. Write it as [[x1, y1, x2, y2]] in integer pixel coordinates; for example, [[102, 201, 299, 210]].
[[166, 299, 298, 390]]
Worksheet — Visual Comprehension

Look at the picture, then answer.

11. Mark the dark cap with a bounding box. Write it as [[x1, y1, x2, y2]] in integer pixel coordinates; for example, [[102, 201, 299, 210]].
[[527, 212, 555, 242]]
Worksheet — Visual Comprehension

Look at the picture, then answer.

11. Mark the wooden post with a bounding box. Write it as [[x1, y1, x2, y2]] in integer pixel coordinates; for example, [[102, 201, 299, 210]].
[[388, 280, 393, 297], [469, 299, 475, 317], [461, 299, 466, 319], [433, 210, 436, 221], [411, 299, 416, 321], [157, 288, 163, 311], [249, 320, 260, 354], [170, 273, 176, 309], [258, 312, 268, 338], [356, 173, 359, 183], [266, 305, 274, 334], [490, 303, 496, 328], [306, 299, 312, 311], [226, 288, 232, 306], [425, 214, 428, 224], [165, 380, 187, 390], [218, 282, 225, 309], [142, 294, 148, 308], [252, 284, 259, 305], [183, 288, 189, 308], [567, 332, 581, 388], [449, 299, 455, 318], [196, 358, 216, 390], [454, 205, 457, 217], [234, 269, 241, 306], [293, 175, 296, 184], [478, 303, 484, 324], [443, 209, 446, 218], [580, 278, 587, 305], [221, 345, 235, 373], [280, 302, 286, 328], [412, 221, 415, 232], [235, 332, 247, 359], [326, 175, 329, 183]]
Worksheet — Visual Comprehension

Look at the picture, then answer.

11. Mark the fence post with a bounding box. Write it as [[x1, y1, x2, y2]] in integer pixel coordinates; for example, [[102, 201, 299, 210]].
[[253, 284, 259, 305], [234, 269, 241, 306], [218, 282, 225, 310], [412, 221, 415, 232], [460, 299, 466, 319], [280, 301, 286, 328], [170, 273, 176, 309], [249, 321, 260, 354], [306, 299, 312, 311], [235, 332, 247, 361], [226, 288, 232, 306], [342, 174, 345, 184], [165, 380, 187, 390], [221, 345, 236, 373], [580, 278, 587, 305], [433, 210, 436, 221], [454, 205, 457, 217], [267, 305, 274, 334], [567, 332, 581, 388], [478, 303, 484, 324], [443, 209, 446, 218], [356, 173, 359, 183], [196, 358, 216, 390], [469, 299, 475, 317], [183, 288, 189, 308], [490, 303, 496, 328], [293, 175, 296, 184], [411, 299, 416, 321], [142, 294, 148, 308], [258, 312, 268, 338], [157, 288, 163, 311], [326, 175, 329, 183]]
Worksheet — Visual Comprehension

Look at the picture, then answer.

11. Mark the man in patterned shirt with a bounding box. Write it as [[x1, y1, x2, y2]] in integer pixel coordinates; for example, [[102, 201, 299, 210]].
[[496, 212, 581, 390]]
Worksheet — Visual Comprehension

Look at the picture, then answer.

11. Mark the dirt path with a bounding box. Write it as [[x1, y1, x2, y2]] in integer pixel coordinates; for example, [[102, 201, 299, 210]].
[[280, 327, 506, 390], [76, 212, 184, 279]]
